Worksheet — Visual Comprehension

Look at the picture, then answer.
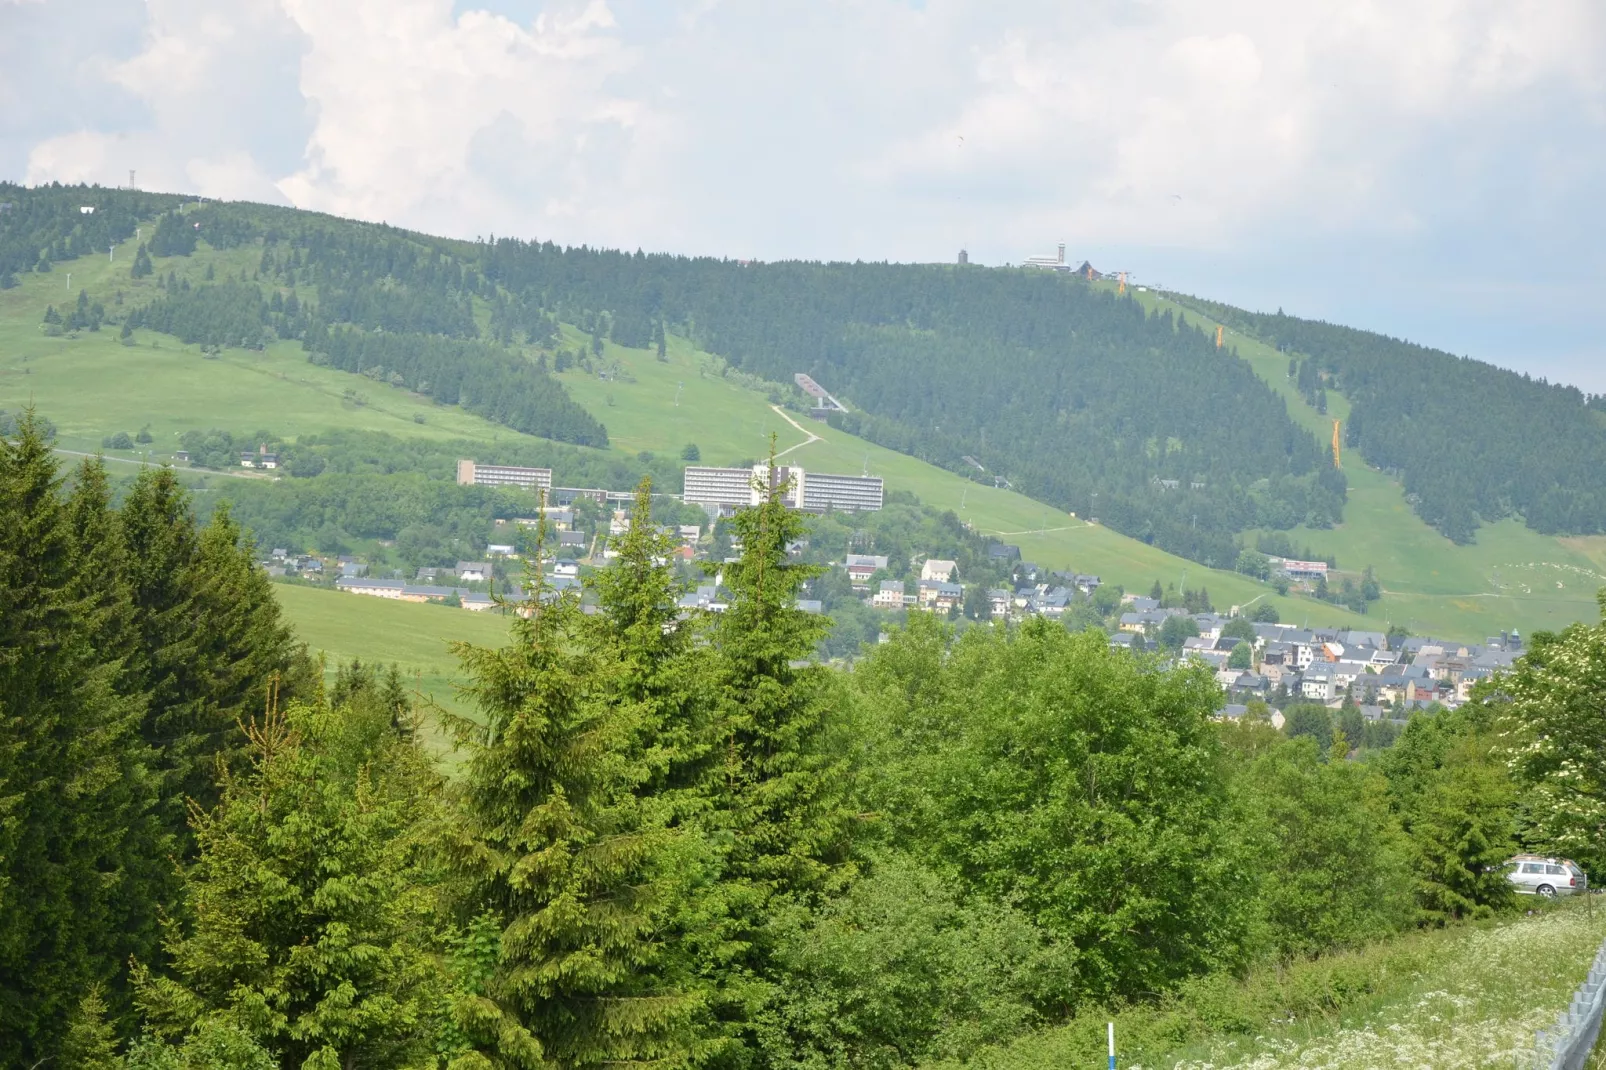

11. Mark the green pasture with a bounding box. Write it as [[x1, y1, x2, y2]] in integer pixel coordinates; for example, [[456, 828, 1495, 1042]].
[[272, 583, 510, 751], [1129, 286, 1606, 639]]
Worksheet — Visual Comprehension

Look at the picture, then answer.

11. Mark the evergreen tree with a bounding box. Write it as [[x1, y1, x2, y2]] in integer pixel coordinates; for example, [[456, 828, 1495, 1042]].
[[697, 455, 854, 1064], [0, 415, 147, 1061], [588, 479, 710, 794], [1409, 739, 1516, 922], [707, 454, 846, 893], [120, 475, 298, 838], [133, 688, 445, 1068], [446, 517, 712, 1070], [62, 986, 124, 1069], [64, 459, 172, 1010]]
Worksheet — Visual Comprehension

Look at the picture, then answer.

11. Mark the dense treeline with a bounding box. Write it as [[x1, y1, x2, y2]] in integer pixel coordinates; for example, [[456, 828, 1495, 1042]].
[[1179, 296, 1606, 542], [125, 278, 313, 349], [0, 413, 309, 1063], [307, 327, 607, 445], [8, 409, 1602, 1065]]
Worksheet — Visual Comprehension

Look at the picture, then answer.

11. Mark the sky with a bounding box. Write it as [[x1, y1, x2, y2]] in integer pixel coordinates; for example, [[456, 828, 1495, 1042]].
[[4, 0, 1605, 390]]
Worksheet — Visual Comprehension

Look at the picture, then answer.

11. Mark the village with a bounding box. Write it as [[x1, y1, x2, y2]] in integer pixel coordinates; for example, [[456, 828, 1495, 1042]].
[[289, 472, 1503, 731]]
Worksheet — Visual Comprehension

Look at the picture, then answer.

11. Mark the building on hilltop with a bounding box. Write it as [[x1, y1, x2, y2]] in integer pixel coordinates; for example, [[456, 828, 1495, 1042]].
[[456, 459, 553, 492], [1022, 243, 1070, 271]]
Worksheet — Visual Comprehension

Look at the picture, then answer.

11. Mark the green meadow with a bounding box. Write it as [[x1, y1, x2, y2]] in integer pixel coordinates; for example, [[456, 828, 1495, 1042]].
[[271, 582, 509, 753], [1132, 286, 1605, 640]]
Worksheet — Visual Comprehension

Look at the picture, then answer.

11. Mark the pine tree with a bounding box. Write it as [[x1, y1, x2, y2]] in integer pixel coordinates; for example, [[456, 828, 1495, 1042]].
[[63, 458, 171, 1009], [134, 689, 446, 1068], [0, 415, 148, 1061], [695, 453, 855, 1065], [446, 514, 712, 1070], [587, 478, 710, 793], [119, 466, 208, 833], [120, 477, 297, 837], [708, 453, 849, 891], [61, 986, 123, 1069]]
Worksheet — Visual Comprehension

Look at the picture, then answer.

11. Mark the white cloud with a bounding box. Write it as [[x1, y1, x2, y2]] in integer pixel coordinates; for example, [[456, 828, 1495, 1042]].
[[275, 0, 645, 238]]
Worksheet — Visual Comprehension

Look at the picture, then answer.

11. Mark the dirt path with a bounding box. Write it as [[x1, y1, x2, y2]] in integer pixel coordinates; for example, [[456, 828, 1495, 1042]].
[[770, 405, 823, 459]]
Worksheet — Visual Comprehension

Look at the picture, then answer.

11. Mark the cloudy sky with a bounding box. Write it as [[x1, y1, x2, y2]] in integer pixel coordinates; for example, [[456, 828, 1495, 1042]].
[[5, 0, 1604, 388]]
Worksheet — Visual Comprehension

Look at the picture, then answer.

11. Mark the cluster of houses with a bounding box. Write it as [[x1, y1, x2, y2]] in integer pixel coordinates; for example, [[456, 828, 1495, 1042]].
[[1110, 602, 1522, 722], [845, 551, 1102, 619]]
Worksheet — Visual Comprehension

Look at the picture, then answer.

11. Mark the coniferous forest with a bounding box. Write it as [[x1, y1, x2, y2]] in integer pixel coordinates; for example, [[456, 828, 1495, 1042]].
[[6, 406, 1606, 1068]]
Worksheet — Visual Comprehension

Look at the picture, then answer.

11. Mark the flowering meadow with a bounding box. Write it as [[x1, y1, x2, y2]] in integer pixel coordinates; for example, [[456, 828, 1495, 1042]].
[[1161, 902, 1606, 1069]]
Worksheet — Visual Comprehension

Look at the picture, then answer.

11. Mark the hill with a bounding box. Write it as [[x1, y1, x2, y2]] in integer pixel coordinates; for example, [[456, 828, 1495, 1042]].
[[1125, 287, 1606, 641], [3, 182, 1602, 643]]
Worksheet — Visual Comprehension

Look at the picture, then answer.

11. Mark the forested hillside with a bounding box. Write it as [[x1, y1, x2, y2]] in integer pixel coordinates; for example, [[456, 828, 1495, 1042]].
[[477, 242, 1344, 567], [1176, 295, 1606, 543], [11, 180, 1606, 570]]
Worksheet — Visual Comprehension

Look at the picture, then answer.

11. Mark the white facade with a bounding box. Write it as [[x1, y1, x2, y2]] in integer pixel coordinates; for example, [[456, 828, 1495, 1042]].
[[800, 470, 884, 512], [682, 466, 756, 508], [683, 464, 883, 512], [457, 459, 553, 492]]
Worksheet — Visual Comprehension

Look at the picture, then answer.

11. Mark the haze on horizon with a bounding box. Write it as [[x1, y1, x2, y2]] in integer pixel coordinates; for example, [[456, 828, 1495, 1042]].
[[3, 0, 1604, 391]]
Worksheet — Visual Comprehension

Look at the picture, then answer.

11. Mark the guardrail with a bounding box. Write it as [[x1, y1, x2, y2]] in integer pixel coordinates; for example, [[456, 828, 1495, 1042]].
[[1528, 934, 1606, 1069]]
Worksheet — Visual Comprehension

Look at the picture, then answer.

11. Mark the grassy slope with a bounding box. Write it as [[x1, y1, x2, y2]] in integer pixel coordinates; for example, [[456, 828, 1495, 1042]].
[[557, 325, 1377, 630], [950, 898, 1606, 1070], [1131, 286, 1605, 640], [0, 233, 519, 456]]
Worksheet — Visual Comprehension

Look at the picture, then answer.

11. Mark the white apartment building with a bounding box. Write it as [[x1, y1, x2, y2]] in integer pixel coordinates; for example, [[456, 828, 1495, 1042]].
[[456, 459, 553, 492]]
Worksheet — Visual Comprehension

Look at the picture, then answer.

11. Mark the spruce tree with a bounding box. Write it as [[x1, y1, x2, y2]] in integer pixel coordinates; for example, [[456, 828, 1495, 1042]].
[[64, 458, 171, 1013], [120, 475, 297, 836], [119, 465, 206, 830], [446, 515, 712, 1070], [587, 478, 711, 794], [706, 454, 847, 895], [697, 455, 854, 1064], [0, 416, 147, 1062], [133, 688, 445, 1067], [61, 986, 124, 1069]]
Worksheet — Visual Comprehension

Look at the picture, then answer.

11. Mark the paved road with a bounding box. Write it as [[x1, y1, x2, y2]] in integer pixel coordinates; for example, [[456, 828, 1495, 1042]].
[[51, 448, 272, 480]]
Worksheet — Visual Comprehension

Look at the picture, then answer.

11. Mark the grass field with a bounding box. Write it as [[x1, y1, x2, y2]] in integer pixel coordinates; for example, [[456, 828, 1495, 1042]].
[[0, 234, 518, 457], [272, 583, 509, 752], [1130, 286, 1606, 640]]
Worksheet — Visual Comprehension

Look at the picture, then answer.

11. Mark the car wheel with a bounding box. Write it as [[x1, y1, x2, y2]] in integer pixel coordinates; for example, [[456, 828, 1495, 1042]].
[[1537, 884, 1556, 898]]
